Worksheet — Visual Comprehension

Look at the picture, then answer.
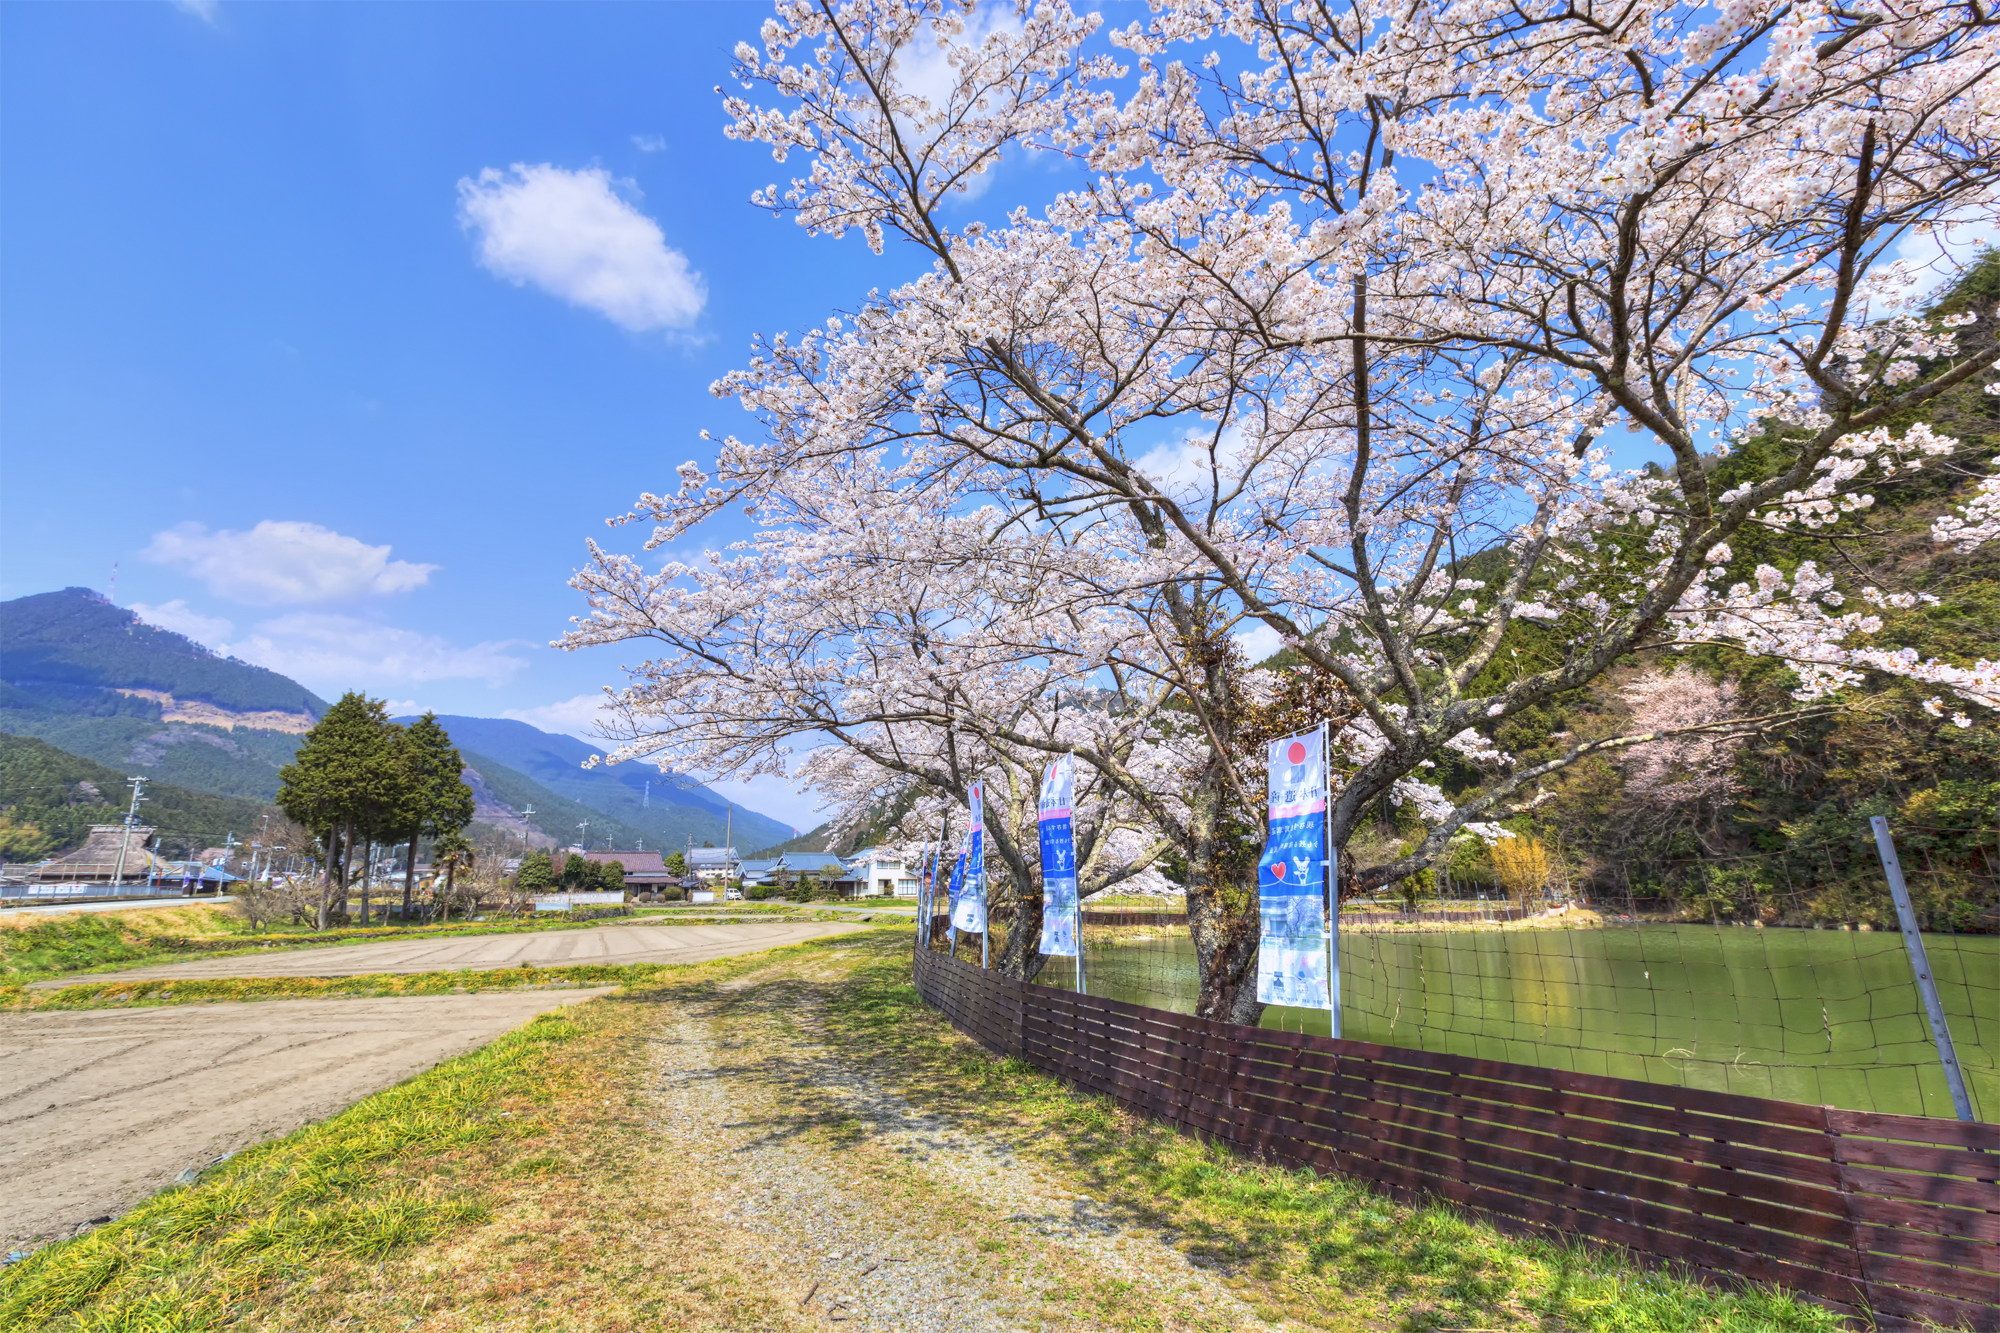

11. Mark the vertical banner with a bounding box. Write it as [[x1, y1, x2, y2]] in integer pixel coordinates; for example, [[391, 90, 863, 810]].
[[1037, 754, 1079, 958], [952, 782, 987, 936], [1257, 725, 1333, 1010]]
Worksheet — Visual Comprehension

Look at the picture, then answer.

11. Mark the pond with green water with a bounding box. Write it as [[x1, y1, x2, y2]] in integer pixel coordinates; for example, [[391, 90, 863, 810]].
[[1039, 923, 1997, 1118]]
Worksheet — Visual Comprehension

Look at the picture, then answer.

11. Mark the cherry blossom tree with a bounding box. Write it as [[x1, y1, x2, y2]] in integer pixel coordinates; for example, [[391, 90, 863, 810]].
[[1617, 666, 1746, 842], [567, 0, 1999, 1020]]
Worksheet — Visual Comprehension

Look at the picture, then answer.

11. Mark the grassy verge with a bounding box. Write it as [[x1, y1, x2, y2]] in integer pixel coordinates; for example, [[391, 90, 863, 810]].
[[0, 902, 877, 987], [0, 1007, 583, 1331], [0, 963, 672, 1012], [4, 931, 1851, 1332], [820, 940, 1845, 1333]]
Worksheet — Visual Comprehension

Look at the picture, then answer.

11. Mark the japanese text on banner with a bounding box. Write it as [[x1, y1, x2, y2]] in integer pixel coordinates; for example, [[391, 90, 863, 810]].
[[953, 781, 987, 934], [1257, 726, 1331, 1009], [1037, 754, 1078, 957]]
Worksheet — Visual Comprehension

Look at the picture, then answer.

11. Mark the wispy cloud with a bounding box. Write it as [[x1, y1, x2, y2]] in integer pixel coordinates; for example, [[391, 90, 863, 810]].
[[130, 599, 235, 647], [169, 0, 220, 24], [458, 164, 705, 332], [631, 134, 667, 154], [502, 693, 617, 741], [143, 520, 437, 607], [219, 614, 529, 689]]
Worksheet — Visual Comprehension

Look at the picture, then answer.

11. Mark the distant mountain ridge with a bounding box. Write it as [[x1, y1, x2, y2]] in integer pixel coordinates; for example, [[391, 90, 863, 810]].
[[0, 587, 792, 851], [3, 588, 326, 718], [405, 716, 791, 854]]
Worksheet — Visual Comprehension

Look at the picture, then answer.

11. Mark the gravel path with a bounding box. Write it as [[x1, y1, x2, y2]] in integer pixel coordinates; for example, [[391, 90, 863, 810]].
[[30, 920, 867, 986], [644, 953, 1273, 1332]]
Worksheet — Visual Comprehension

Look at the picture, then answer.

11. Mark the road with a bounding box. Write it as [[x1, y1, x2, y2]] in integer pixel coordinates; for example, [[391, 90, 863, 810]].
[[32, 920, 870, 987]]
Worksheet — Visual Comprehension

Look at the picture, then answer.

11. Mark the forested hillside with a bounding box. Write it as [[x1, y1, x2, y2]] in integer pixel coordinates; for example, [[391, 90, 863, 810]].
[[459, 748, 649, 851], [1407, 254, 2000, 928], [411, 715, 792, 852], [1, 589, 326, 715], [0, 734, 271, 861]]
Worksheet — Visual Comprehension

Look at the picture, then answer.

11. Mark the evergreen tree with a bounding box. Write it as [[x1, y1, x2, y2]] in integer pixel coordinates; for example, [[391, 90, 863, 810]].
[[431, 829, 475, 922], [396, 713, 476, 920], [516, 848, 554, 892], [598, 859, 626, 892], [277, 692, 397, 930]]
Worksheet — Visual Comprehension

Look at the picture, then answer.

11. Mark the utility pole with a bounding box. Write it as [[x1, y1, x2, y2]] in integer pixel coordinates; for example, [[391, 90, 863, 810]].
[[576, 820, 590, 851], [521, 804, 537, 852], [112, 776, 148, 888]]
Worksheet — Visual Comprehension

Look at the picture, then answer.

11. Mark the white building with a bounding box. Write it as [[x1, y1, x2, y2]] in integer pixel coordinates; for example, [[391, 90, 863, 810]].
[[845, 847, 921, 897], [688, 847, 739, 882]]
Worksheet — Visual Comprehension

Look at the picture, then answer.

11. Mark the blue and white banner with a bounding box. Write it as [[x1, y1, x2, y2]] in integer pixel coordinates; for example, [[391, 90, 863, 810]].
[[1257, 725, 1333, 1010], [1037, 754, 1078, 957], [952, 782, 987, 934]]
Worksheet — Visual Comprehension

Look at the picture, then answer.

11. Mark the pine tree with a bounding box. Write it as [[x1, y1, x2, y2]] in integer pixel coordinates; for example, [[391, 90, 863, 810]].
[[277, 692, 397, 930], [396, 713, 476, 920]]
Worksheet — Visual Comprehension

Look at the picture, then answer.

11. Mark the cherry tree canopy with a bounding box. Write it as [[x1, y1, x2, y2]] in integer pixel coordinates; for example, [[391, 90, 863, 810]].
[[565, 0, 1999, 1016]]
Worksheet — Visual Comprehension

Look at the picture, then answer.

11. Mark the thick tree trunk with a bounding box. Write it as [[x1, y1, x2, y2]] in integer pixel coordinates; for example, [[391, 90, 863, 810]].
[[1181, 767, 1265, 1026], [444, 862, 458, 922], [1185, 870, 1263, 1025], [988, 814, 1046, 983], [360, 839, 371, 927]]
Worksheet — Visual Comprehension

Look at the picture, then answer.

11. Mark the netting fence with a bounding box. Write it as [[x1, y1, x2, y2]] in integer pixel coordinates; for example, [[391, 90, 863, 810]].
[[930, 821, 1997, 1120]]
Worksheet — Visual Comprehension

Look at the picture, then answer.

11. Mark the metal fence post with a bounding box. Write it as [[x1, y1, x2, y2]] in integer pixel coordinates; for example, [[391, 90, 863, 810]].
[[1869, 817, 1975, 1122]]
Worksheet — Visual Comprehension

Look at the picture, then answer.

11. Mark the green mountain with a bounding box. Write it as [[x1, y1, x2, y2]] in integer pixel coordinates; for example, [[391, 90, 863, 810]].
[[459, 747, 648, 851], [407, 716, 793, 853], [3, 588, 326, 714], [0, 734, 271, 861], [0, 588, 797, 851], [0, 588, 322, 800]]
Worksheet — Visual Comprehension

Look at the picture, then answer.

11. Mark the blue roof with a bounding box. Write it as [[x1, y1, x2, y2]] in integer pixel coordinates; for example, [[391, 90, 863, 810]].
[[780, 852, 848, 873]]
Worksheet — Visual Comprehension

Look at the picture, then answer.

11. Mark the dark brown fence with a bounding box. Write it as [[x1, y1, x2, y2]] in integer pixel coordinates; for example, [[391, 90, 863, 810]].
[[913, 948, 1999, 1330]]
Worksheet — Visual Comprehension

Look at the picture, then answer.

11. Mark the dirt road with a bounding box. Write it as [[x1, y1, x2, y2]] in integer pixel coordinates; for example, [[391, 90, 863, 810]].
[[0, 989, 610, 1252], [31, 920, 868, 986]]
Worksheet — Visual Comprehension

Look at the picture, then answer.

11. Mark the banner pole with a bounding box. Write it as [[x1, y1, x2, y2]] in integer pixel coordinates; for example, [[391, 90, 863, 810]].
[[1322, 720, 1339, 1038]]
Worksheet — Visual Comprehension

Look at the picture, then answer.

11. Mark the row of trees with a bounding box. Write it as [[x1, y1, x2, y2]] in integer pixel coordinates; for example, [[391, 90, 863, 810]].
[[564, 0, 1999, 1022], [276, 694, 477, 930], [514, 849, 625, 893]]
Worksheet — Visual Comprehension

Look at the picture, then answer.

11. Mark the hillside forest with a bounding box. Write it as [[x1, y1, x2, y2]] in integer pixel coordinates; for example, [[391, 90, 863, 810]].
[[1359, 255, 2000, 932]]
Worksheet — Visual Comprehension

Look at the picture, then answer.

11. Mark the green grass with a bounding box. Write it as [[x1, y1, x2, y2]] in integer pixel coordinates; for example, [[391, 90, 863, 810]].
[[0, 903, 876, 987], [0, 1008, 584, 1331], [0, 963, 666, 1012], [820, 939, 1848, 1333]]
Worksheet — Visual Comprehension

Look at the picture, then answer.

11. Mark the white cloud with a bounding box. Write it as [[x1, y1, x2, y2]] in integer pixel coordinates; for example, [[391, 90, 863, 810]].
[[719, 771, 827, 836], [218, 614, 529, 690], [130, 599, 234, 648], [457, 164, 705, 332], [1130, 424, 1251, 504], [631, 134, 667, 154], [170, 0, 219, 23], [502, 693, 617, 741], [1891, 212, 2000, 303], [1234, 621, 1285, 665], [143, 520, 437, 606], [887, 3, 1025, 204]]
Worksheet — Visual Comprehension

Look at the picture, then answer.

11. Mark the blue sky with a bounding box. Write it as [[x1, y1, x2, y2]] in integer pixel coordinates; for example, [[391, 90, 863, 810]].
[[1, 1, 956, 825], [5, 2, 1989, 829]]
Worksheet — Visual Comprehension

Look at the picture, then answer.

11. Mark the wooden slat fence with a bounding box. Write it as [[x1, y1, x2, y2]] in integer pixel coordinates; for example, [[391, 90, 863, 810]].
[[913, 948, 1998, 1330]]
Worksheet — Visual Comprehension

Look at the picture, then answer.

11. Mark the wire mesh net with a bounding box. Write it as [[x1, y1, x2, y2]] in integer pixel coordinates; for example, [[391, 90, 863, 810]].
[[928, 822, 1997, 1119]]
